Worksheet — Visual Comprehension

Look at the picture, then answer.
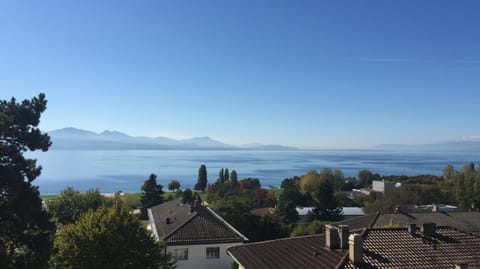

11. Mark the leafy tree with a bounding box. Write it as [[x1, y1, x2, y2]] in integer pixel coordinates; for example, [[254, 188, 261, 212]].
[[140, 174, 164, 219], [0, 93, 55, 268], [47, 187, 111, 226], [194, 164, 207, 191], [181, 188, 193, 204], [167, 180, 181, 191], [357, 169, 374, 188], [50, 205, 175, 269], [443, 164, 456, 179]]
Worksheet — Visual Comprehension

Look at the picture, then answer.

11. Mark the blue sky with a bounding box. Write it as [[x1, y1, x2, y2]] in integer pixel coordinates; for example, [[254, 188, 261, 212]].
[[1, 1, 479, 149]]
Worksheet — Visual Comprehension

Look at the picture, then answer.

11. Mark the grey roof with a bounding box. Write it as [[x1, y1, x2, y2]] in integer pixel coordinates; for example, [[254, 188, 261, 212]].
[[149, 198, 247, 245], [336, 211, 480, 235], [227, 234, 346, 269], [339, 226, 480, 269]]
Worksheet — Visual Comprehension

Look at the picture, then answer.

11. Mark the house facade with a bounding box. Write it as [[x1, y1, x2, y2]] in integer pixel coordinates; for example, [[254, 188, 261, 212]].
[[148, 198, 248, 269]]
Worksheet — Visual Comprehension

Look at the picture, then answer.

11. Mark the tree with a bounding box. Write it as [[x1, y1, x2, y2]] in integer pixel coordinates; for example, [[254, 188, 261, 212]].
[[181, 188, 193, 204], [0, 93, 55, 268], [230, 170, 238, 188], [47, 187, 111, 226], [167, 180, 181, 191], [224, 168, 229, 182], [217, 168, 225, 184], [357, 169, 374, 188], [194, 164, 207, 191], [443, 164, 456, 179], [50, 205, 176, 269], [140, 174, 164, 219]]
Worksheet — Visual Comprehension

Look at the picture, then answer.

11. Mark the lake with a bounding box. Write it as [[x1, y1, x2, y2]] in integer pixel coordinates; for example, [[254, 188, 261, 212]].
[[28, 150, 480, 194]]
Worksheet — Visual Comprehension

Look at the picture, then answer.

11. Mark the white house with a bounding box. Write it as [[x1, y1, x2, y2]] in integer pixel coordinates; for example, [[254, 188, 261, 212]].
[[148, 198, 248, 269]]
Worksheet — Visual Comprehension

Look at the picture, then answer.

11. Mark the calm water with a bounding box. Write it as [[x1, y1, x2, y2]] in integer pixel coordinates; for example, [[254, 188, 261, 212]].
[[28, 150, 480, 194]]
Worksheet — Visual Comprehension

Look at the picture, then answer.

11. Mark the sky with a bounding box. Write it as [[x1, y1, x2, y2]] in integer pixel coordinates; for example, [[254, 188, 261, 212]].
[[1, 1, 479, 149]]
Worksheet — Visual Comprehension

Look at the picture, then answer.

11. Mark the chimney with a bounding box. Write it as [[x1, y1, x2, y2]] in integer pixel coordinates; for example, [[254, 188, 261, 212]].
[[194, 199, 201, 208], [408, 223, 416, 234], [455, 263, 468, 269], [421, 222, 436, 237], [325, 225, 339, 249], [349, 234, 363, 265], [338, 225, 350, 250]]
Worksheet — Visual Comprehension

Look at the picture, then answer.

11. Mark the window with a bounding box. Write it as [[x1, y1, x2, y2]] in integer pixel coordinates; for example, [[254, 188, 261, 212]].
[[172, 248, 188, 260], [206, 247, 220, 259]]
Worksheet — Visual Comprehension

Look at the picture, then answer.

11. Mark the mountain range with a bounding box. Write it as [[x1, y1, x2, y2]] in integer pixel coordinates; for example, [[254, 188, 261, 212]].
[[47, 127, 298, 150]]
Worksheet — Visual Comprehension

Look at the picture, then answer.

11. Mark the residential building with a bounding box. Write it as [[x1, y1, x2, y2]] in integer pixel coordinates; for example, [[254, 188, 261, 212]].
[[335, 211, 480, 235], [296, 207, 365, 222], [227, 223, 480, 268], [148, 198, 248, 269]]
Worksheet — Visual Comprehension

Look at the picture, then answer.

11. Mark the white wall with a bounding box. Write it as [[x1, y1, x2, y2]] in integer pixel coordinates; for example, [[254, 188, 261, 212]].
[[167, 242, 243, 269]]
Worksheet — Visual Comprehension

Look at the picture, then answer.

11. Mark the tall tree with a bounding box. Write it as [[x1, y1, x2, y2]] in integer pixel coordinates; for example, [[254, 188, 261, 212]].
[[0, 93, 55, 268], [218, 168, 225, 184], [140, 174, 164, 220], [50, 205, 176, 269], [230, 170, 238, 188], [194, 164, 207, 191], [224, 168, 229, 182]]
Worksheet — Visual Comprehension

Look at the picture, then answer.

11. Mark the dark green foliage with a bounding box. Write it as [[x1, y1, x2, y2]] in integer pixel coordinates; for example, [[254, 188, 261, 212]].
[[47, 187, 111, 226], [217, 168, 225, 184], [194, 164, 207, 191], [230, 170, 238, 188], [276, 182, 302, 224], [167, 180, 181, 191], [357, 169, 374, 188], [0, 93, 55, 268], [140, 174, 164, 219], [181, 188, 193, 204], [224, 168, 229, 182], [50, 205, 176, 269], [290, 220, 329, 237]]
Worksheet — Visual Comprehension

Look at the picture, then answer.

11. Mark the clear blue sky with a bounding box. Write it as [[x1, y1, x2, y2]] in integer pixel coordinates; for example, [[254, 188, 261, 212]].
[[1, 1, 479, 149]]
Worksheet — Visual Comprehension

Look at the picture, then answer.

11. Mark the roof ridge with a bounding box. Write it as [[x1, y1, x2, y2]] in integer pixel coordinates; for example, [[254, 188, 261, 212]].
[[206, 207, 249, 241]]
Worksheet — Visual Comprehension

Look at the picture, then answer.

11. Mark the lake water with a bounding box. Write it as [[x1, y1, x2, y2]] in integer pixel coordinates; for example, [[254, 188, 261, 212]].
[[28, 150, 480, 194]]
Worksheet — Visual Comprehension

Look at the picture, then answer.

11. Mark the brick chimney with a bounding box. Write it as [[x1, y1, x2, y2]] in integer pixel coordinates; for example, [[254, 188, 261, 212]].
[[325, 225, 339, 249], [338, 225, 350, 250], [421, 222, 436, 236], [349, 234, 363, 265]]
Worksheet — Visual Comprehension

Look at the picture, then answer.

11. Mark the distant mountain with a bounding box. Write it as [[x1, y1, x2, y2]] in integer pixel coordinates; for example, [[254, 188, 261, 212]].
[[373, 140, 480, 152], [47, 127, 298, 150]]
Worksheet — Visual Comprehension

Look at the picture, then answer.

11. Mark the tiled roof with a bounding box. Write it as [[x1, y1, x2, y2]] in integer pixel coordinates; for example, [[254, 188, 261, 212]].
[[334, 211, 480, 235], [227, 234, 346, 269], [149, 198, 247, 245], [334, 213, 379, 231], [339, 226, 480, 268]]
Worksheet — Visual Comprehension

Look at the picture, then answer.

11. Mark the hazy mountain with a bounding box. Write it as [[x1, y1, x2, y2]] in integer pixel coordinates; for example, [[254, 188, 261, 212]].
[[47, 127, 298, 150], [373, 140, 480, 152]]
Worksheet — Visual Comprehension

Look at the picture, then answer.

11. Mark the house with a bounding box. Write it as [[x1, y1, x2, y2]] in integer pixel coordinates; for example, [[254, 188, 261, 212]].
[[371, 180, 395, 194], [148, 198, 248, 269], [334, 211, 480, 235], [296, 207, 365, 222], [227, 223, 480, 269]]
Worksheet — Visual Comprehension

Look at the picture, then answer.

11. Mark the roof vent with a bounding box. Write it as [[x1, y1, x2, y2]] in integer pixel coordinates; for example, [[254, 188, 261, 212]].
[[421, 222, 436, 237], [166, 218, 171, 224]]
